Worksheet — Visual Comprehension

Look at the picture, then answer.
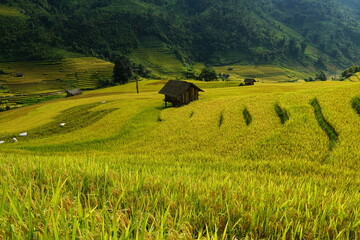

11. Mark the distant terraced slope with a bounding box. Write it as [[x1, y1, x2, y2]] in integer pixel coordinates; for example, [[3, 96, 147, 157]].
[[0, 57, 113, 109], [213, 65, 306, 82]]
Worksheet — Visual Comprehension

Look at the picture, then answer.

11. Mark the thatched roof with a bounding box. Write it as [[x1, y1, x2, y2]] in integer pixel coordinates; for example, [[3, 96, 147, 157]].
[[158, 80, 204, 98], [65, 89, 82, 96]]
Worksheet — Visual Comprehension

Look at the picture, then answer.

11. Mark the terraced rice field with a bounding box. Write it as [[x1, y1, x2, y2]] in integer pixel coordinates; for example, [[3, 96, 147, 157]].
[[0, 80, 359, 238], [0, 57, 113, 91], [0, 57, 113, 109], [213, 65, 306, 82], [131, 47, 186, 78]]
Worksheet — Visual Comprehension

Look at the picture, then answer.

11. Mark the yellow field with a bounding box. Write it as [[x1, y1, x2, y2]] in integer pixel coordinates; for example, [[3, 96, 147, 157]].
[[349, 72, 360, 82], [0, 80, 359, 238]]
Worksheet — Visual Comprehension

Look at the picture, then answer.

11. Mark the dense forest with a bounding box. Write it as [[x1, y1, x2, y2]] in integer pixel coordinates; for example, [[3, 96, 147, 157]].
[[1, 0, 360, 69]]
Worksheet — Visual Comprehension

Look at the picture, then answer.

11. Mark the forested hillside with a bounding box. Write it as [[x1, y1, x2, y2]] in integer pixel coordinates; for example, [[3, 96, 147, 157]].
[[1, 0, 360, 69]]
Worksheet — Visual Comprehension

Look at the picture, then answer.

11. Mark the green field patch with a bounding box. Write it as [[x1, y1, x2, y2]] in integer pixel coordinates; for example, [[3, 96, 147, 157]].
[[310, 98, 339, 150], [6, 80, 68, 94], [19, 94, 64, 106], [242, 108, 252, 126], [0, 102, 118, 142], [130, 39, 185, 78], [0, 5, 26, 18], [274, 103, 289, 124], [351, 97, 360, 115]]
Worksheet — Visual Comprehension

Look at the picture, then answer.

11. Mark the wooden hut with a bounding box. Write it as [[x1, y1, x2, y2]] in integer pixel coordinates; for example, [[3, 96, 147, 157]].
[[244, 78, 256, 85], [158, 80, 204, 107], [65, 89, 82, 97]]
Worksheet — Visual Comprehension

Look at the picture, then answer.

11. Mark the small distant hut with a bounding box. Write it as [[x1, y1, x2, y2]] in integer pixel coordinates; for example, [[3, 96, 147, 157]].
[[158, 80, 204, 107], [244, 78, 256, 85], [15, 73, 24, 77], [65, 89, 82, 97], [228, 67, 234, 71]]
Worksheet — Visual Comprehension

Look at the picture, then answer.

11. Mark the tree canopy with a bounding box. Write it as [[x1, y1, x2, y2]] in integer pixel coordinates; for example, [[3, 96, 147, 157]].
[[198, 67, 218, 82], [113, 56, 132, 85]]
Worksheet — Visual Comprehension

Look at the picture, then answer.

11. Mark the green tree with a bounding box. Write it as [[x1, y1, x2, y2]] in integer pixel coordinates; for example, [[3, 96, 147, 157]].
[[183, 68, 197, 79], [315, 71, 327, 81], [198, 67, 217, 81], [113, 56, 132, 84]]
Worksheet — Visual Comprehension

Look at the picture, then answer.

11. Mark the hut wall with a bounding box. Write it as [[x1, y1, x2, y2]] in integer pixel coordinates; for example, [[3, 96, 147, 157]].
[[164, 86, 201, 106]]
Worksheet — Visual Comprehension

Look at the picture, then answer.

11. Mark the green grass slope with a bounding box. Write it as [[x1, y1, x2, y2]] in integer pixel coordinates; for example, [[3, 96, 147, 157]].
[[130, 40, 186, 78], [0, 80, 359, 238]]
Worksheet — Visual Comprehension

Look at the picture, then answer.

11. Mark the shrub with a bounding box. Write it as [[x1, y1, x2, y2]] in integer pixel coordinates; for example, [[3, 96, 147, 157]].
[[310, 98, 338, 150], [97, 78, 115, 88], [315, 71, 327, 81], [183, 68, 197, 79], [198, 67, 218, 81], [304, 77, 314, 82], [274, 104, 289, 124], [342, 66, 360, 78], [351, 97, 360, 115]]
